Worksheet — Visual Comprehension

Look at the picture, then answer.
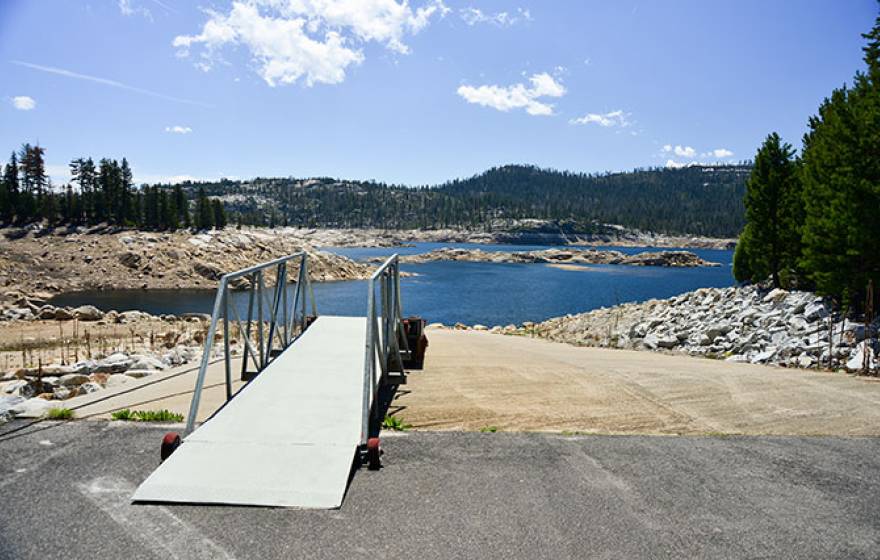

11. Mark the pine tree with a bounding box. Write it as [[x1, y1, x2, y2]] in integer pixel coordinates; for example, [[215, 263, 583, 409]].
[[195, 187, 213, 230], [173, 184, 190, 228], [740, 133, 801, 287], [120, 158, 134, 225], [211, 199, 227, 230], [1, 152, 18, 223], [733, 224, 754, 283], [800, 10, 880, 308]]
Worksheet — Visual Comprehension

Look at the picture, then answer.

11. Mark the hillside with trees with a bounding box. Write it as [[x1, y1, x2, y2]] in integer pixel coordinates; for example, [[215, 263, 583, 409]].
[[170, 164, 751, 237], [0, 151, 749, 237]]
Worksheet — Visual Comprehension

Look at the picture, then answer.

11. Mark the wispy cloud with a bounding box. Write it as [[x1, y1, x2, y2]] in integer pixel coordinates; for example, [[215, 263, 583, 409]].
[[165, 125, 192, 134], [149, 0, 177, 13], [118, 0, 152, 21], [459, 7, 532, 26], [10, 60, 212, 108], [570, 110, 630, 128], [11, 96, 36, 110], [457, 72, 566, 116]]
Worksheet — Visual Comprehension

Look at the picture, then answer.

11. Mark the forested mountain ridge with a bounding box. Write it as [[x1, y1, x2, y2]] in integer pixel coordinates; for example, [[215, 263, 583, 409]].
[[188, 164, 750, 237]]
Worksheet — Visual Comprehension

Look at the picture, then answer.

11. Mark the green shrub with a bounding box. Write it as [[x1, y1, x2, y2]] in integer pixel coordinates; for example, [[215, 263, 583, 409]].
[[382, 415, 411, 431], [479, 426, 498, 433], [46, 408, 74, 420], [111, 409, 135, 421]]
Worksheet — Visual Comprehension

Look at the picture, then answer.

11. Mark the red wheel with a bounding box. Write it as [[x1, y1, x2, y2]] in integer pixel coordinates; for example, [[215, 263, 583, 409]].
[[367, 437, 382, 470], [160, 432, 181, 462]]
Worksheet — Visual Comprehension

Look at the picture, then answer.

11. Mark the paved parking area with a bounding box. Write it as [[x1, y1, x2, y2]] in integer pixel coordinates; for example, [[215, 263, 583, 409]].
[[1, 421, 878, 559]]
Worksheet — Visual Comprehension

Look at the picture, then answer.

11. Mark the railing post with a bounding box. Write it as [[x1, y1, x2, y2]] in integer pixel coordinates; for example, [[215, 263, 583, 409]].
[[361, 276, 376, 446], [257, 271, 265, 368], [281, 262, 289, 345], [185, 277, 228, 435], [223, 287, 231, 401]]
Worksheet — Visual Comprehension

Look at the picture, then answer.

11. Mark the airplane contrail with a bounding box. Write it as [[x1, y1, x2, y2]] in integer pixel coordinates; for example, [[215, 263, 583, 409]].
[[11, 60, 212, 108]]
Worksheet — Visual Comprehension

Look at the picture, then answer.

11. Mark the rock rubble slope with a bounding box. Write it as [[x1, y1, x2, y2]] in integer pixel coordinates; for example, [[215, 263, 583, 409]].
[[525, 286, 877, 373]]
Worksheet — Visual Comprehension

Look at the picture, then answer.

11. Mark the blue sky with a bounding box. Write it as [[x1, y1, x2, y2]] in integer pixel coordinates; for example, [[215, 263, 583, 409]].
[[0, 0, 875, 186]]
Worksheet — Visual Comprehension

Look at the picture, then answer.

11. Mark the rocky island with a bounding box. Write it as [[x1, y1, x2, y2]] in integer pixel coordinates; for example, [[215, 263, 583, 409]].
[[381, 247, 721, 267]]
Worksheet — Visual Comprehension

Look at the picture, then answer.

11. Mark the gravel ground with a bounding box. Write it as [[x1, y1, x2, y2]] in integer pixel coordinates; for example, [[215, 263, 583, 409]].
[[1, 421, 878, 559]]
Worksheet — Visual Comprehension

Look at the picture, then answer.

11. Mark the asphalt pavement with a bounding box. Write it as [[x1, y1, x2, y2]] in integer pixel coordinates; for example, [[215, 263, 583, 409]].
[[1, 421, 878, 559]]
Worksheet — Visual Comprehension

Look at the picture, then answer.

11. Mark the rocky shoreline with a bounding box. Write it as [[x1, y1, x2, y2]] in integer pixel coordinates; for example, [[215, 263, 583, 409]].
[[286, 226, 735, 250], [438, 285, 878, 375], [383, 247, 720, 267], [0, 226, 376, 313]]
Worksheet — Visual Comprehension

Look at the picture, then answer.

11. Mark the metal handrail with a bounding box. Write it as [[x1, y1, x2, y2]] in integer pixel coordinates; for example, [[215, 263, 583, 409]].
[[360, 254, 410, 446], [184, 252, 316, 434]]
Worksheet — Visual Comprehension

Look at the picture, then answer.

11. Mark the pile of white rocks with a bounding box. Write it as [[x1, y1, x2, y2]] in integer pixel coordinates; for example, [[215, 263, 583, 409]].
[[0, 298, 184, 323], [0, 343, 214, 421], [442, 285, 879, 374]]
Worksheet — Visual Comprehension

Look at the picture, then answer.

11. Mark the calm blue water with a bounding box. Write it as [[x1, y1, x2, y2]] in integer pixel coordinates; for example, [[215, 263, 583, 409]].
[[51, 243, 734, 326]]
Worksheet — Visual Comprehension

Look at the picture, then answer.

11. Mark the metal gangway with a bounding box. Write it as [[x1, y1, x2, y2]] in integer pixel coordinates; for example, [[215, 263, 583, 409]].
[[132, 252, 420, 509]]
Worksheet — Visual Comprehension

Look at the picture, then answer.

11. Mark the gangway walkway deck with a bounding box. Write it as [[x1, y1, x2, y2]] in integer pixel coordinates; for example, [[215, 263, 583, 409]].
[[132, 252, 418, 509], [133, 316, 367, 508]]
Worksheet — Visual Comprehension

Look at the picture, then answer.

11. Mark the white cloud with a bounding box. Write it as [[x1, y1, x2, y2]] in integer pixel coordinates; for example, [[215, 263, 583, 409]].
[[165, 125, 193, 134], [118, 0, 153, 20], [664, 144, 733, 160], [11, 96, 36, 110], [665, 159, 689, 169], [672, 145, 696, 158], [11, 61, 210, 107], [173, 0, 448, 87], [456, 72, 566, 116], [569, 109, 630, 128], [459, 6, 531, 26]]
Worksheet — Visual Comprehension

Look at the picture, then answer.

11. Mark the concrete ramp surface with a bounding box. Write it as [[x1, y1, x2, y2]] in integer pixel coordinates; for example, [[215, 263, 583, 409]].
[[132, 316, 367, 509]]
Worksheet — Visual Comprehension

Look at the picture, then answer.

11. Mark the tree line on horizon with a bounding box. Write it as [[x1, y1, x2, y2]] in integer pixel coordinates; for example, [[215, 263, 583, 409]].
[[1, 151, 751, 237], [734, 11, 880, 313], [0, 147, 226, 231], [183, 163, 751, 237]]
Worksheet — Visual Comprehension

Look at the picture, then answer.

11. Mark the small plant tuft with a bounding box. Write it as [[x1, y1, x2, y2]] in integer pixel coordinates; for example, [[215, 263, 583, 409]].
[[111, 409, 135, 421], [46, 408, 74, 420], [111, 408, 183, 423], [479, 425, 498, 433], [382, 415, 411, 431]]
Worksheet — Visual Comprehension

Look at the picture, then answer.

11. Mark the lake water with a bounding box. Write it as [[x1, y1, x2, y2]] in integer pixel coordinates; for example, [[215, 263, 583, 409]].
[[50, 243, 735, 326]]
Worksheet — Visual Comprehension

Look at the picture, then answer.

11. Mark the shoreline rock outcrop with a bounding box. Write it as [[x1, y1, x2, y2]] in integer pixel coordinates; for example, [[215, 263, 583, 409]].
[[0, 227, 378, 315]]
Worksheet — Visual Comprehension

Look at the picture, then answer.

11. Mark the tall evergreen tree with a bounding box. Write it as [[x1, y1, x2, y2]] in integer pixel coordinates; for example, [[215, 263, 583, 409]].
[[120, 158, 134, 225], [739, 133, 802, 287], [1, 152, 18, 223], [194, 187, 213, 230], [800, 11, 880, 308], [211, 199, 227, 230], [173, 184, 190, 228]]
